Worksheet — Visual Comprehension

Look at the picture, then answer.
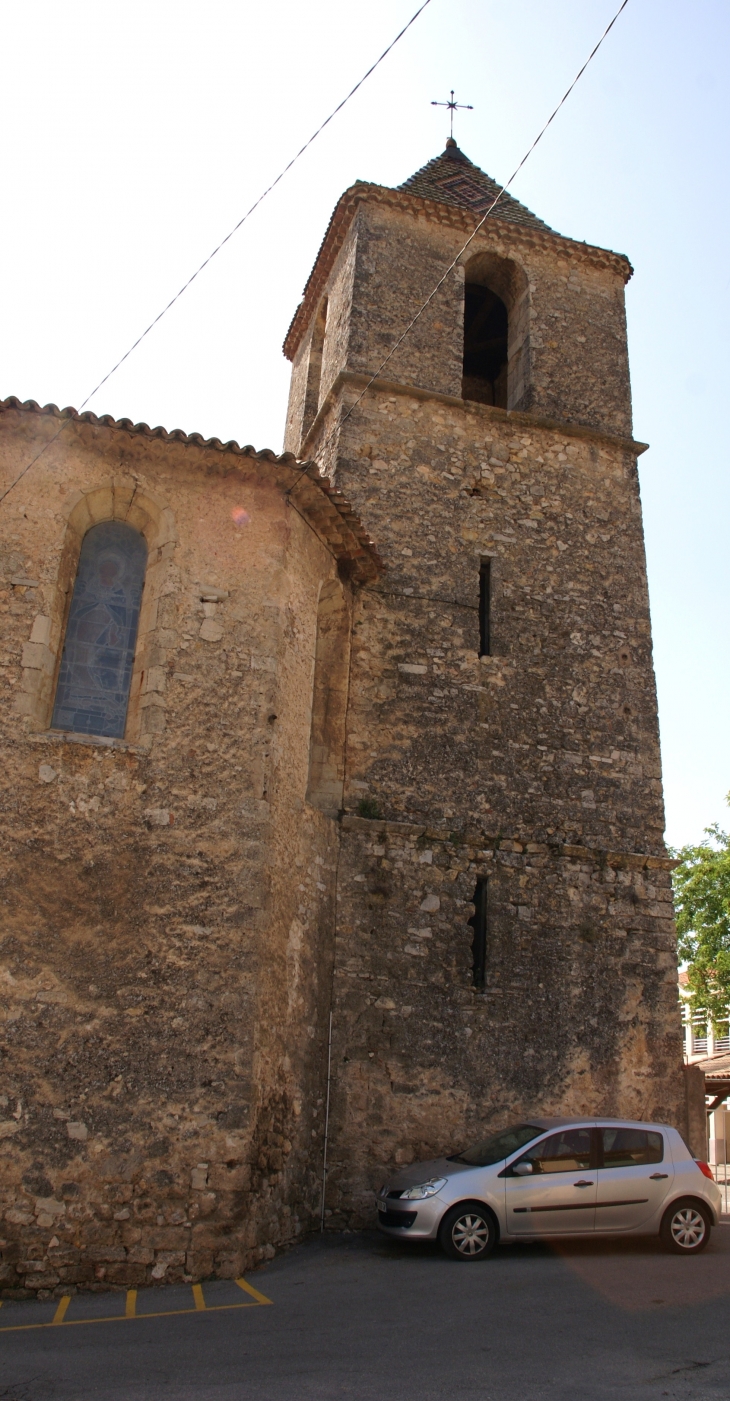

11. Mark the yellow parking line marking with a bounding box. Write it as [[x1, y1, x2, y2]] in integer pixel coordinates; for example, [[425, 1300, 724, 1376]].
[[192, 1284, 206, 1311], [235, 1277, 273, 1305], [125, 1290, 137, 1318], [52, 1296, 72, 1325], [0, 1300, 266, 1334]]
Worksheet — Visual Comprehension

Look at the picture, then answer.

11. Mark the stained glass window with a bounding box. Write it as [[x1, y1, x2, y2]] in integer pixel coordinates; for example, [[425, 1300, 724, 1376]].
[[51, 521, 147, 739]]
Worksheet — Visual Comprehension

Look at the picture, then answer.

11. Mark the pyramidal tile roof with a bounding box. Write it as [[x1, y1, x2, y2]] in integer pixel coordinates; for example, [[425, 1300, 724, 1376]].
[[397, 139, 554, 233]]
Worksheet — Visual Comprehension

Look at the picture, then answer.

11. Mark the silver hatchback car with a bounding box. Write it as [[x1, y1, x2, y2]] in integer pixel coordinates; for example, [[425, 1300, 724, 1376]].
[[377, 1118, 722, 1260]]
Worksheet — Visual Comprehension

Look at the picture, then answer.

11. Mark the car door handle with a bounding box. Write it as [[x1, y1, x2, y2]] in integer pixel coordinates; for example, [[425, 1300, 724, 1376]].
[[573, 1180, 594, 1187], [649, 1173, 668, 1180]]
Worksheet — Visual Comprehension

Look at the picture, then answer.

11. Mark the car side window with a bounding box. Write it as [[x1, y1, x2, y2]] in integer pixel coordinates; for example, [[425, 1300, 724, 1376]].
[[516, 1128, 592, 1175], [600, 1127, 663, 1168]]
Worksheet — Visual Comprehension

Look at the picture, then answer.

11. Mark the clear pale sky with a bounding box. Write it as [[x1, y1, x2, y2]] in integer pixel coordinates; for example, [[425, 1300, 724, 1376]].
[[1, 0, 727, 849]]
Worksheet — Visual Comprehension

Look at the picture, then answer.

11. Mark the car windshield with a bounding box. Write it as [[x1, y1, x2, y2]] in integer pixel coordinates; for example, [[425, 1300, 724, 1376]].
[[450, 1124, 544, 1167]]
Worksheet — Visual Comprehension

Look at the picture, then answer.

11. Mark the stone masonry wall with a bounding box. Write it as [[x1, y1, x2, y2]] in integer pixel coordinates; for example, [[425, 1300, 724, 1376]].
[[284, 221, 358, 457], [286, 195, 633, 451], [0, 407, 341, 1297], [0, 156, 683, 1283], [328, 816, 680, 1224], [306, 378, 685, 1222], [326, 385, 665, 853]]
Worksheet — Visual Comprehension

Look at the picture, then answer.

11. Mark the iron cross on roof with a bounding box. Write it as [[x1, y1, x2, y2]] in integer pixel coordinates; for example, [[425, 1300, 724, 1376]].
[[431, 90, 473, 140]]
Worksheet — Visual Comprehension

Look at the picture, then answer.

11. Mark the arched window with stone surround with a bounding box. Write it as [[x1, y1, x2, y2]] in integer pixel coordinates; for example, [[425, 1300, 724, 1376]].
[[301, 296, 329, 439], [461, 251, 530, 412], [51, 520, 148, 738]]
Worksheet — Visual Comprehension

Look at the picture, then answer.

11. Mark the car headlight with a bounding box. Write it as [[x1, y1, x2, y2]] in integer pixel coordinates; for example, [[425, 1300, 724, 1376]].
[[399, 1178, 447, 1200]]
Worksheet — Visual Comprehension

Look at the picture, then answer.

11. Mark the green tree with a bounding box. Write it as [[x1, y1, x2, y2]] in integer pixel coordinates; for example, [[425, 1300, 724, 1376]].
[[673, 802, 730, 1029]]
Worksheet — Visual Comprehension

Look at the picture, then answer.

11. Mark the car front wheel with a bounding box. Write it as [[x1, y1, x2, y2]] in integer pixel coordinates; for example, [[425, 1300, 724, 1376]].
[[438, 1203, 497, 1261], [660, 1199, 711, 1254]]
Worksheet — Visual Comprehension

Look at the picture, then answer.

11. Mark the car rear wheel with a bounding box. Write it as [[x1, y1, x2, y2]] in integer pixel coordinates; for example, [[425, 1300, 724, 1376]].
[[438, 1203, 497, 1261], [660, 1199, 711, 1254]]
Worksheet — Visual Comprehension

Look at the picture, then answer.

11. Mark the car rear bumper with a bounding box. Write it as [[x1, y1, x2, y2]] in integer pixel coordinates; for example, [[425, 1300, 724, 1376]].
[[705, 1183, 723, 1225]]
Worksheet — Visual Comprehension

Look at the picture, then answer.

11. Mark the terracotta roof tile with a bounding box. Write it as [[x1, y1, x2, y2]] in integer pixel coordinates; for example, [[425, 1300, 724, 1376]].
[[0, 395, 383, 584], [693, 1050, 730, 1082], [283, 146, 630, 361]]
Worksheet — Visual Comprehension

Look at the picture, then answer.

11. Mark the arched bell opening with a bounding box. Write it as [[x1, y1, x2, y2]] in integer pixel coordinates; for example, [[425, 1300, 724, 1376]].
[[461, 252, 530, 412], [462, 283, 509, 407], [302, 296, 329, 438]]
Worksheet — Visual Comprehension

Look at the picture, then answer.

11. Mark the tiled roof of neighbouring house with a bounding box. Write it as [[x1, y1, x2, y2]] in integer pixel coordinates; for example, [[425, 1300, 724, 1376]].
[[693, 1051, 730, 1081], [397, 139, 554, 233]]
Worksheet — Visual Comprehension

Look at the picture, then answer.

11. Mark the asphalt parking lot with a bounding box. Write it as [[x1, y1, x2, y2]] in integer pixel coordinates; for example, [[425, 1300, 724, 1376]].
[[2, 1226, 730, 1400]]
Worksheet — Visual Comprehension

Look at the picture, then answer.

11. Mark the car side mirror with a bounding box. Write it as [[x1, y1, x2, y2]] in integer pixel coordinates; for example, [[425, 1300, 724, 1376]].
[[512, 1161, 534, 1176]]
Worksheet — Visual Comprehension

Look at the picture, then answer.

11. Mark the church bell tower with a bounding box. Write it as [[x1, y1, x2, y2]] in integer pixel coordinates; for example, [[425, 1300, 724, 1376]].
[[283, 140, 684, 1222]]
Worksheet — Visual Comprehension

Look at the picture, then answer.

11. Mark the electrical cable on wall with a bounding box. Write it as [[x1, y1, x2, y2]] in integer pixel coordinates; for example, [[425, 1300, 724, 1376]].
[[0, 0, 434, 509]]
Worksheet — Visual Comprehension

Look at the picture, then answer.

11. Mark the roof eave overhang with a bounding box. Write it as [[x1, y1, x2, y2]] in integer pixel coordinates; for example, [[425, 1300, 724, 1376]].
[[0, 396, 384, 585], [282, 182, 634, 363]]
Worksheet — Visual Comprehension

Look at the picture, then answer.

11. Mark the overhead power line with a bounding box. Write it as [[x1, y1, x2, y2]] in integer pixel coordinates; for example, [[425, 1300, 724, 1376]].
[[340, 0, 631, 428], [74, 0, 435, 417], [0, 0, 433, 508]]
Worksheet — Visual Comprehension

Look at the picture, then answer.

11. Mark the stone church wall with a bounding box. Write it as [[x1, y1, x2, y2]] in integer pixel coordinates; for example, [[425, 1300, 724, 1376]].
[[0, 406, 342, 1295], [333, 387, 663, 852], [285, 220, 358, 457], [287, 195, 634, 457], [0, 154, 686, 1282], [303, 378, 684, 1222], [330, 819, 679, 1224]]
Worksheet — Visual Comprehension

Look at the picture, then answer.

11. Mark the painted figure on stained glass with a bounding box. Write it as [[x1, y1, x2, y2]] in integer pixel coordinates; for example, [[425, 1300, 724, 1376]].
[[52, 520, 147, 738]]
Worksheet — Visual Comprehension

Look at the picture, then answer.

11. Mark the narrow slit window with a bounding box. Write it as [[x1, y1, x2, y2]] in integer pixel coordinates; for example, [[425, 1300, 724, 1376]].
[[479, 559, 491, 657], [51, 520, 147, 739], [469, 878, 488, 991]]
